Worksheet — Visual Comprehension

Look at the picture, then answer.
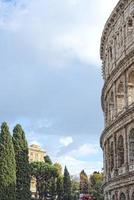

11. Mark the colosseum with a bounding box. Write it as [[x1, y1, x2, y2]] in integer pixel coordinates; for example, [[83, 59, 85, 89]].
[[100, 0, 134, 200]]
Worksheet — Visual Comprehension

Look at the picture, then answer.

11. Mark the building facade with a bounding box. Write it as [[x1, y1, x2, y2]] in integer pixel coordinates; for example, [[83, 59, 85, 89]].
[[100, 0, 134, 200], [29, 144, 46, 197], [29, 144, 46, 163]]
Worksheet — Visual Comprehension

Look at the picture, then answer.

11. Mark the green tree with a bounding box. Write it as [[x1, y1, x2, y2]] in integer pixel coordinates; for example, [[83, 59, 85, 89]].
[[44, 155, 53, 165], [0, 122, 16, 200], [80, 170, 89, 194], [54, 163, 62, 176], [57, 176, 64, 200], [50, 177, 57, 200], [63, 166, 71, 200], [30, 161, 59, 200], [12, 124, 31, 200], [71, 179, 79, 200], [89, 172, 104, 200], [30, 162, 45, 199]]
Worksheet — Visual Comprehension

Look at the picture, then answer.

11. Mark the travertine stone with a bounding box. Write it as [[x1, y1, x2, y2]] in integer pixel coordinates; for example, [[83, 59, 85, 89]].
[[100, 1, 134, 199]]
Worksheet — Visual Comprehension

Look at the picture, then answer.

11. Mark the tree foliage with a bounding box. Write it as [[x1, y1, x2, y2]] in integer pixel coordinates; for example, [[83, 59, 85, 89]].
[[0, 122, 16, 200], [80, 170, 89, 194], [71, 178, 80, 200], [13, 124, 31, 200], [30, 161, 59, 200], [44, 155, 53, 165], [54, 163, 62, 176], [63, 166, 71, 200], [89, 172, 104, 200], [57, 176, 64, 200]]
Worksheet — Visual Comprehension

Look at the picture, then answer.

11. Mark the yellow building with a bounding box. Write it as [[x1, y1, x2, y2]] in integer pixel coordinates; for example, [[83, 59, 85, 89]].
[[29, 144, 46, 163], [29, 144, 46, 198]]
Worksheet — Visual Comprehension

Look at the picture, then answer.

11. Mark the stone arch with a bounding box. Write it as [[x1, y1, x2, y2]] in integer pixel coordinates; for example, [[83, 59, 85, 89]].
[[118, 135, 124, 168], [120, 193, 126, 200], [128, 70, 134, 105], [112, 194, 115, 200], [117, 82, 125, 113], [131, 192, 134, 200], [129, 128, 134, 164]]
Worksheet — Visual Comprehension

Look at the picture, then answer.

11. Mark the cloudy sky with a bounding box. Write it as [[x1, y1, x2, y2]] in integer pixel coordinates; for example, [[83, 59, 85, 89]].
[[0, 0, 118, 175]]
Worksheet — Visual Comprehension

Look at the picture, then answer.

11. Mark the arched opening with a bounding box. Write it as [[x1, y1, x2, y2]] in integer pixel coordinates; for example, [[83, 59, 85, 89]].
[[117, 82, 125, 113], [128, 18, 133, 28], [128, 71, 134, 105], [112, 194, 115, 200], [120, 193, 126, 200], [127, 18, 133, 42], [129, 129, 134, 164], [109, 92, 114, 121], [131, 192, 134, 200], [118, 135, 124, 168], [110, 142, 114, 171], [109, 46, 113, 60]]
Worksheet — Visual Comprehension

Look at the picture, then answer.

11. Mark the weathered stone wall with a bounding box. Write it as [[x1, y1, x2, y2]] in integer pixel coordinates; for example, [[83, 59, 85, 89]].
[[100, 0, 134, 200]]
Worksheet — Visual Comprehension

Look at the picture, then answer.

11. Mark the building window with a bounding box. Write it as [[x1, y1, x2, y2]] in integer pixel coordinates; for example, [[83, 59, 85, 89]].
[[35, 153, 38, 161], [120, 193, 126, 200], [112, 194, 115, 200], [131, 192, 134, 200], [30, 152, 33, 157], [109, 46, 113, 60], [129, 129, 134, 164], [117, 82, 125, 113], [128, 19, 133, 28], [127, 18, 133, 39], [118, 135, 124, 168], [128, 71, 134, 105], [110, 142, 114, 171]]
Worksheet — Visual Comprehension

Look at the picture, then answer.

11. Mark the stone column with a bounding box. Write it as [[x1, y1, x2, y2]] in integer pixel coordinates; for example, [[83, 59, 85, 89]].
[[114, 82, 117, 118], [104, 144, 107, 182], [124, 70, 128, 109], [113, 34, 117, 69], [114, 132, 118, 176], [125, 125, 129, 171], [115, 191, 118, 200], [126, 188, 130, 200], [107, 139, 111, 180]]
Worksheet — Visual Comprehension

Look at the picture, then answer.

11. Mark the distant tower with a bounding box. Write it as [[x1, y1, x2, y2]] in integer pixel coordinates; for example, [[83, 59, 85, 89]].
[[29, 144, 46, 198], [100, 0, 134, 200]]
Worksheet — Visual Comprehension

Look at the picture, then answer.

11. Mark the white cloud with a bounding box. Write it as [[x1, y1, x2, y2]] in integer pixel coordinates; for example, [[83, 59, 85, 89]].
[[69, 143, 99, 157], [53, 155, 102, 175], [53, 142, 102, 175], [0, 0, 119, 67], [59, 136, 73, 147]]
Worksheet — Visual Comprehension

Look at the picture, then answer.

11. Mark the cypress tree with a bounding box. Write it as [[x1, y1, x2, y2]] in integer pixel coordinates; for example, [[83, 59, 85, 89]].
[[0, 122, 16, 200], [80, 170, 89, 194], [63, 166, 71, 200], [12, 124, 31, 200], [57, 176, 64, 200]]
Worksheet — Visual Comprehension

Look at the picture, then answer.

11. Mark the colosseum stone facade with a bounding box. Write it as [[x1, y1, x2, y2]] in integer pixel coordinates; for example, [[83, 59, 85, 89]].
[[100, 0, 134, 200]]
